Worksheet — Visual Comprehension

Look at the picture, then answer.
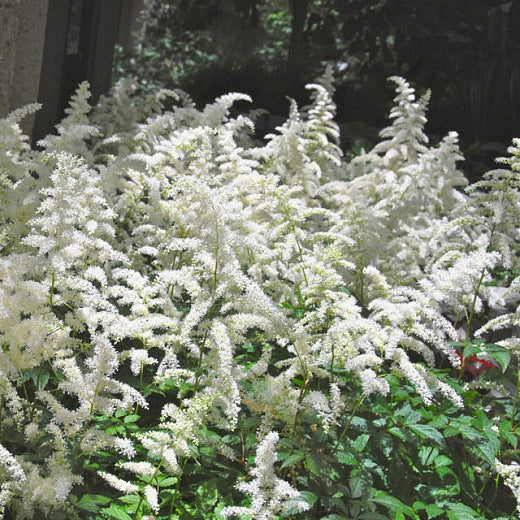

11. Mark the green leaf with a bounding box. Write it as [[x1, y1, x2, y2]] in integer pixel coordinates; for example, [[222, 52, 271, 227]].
[[195, 478, 219, 509], [425, 504, 444, 519], [101, 504, 133, 520], [462, 342, 482, 361], [358, 513, 388, 520], [418, 446, 439, 466], [298, 491, 318, 507], [305, 452, 320, 475], [157, 476, 178, 487], [35, 371, 50, 391], [76, 494, 112, 513], [352, 433, 370, 452], [425, 505, 444, 519], [123, 414, 140, 423], [499, 420, 518, 449], [445, 502, 483, 520], [336, 450, 356, 465], [483, 343, 511, 372], [118, 495, 141, 505], [388, 426, 407, 441], [471, 440, 497, 466], [280, 451, 305, 468], [433, 455, 452, 467], [413, 502, 444, 519], [447, 418, 481, 441], [348, 476, 365, 499], [407, 424, 444, 445], [372, 491, 418, 519]]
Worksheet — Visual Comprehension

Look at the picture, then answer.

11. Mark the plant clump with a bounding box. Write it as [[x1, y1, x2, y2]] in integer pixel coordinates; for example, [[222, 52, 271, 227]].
[[0, 73, 519, 519]]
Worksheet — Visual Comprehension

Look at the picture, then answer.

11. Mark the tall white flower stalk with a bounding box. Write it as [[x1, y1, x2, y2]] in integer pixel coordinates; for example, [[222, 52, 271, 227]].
[[0, 104, 43, 253], [221, 431, 311, 519]]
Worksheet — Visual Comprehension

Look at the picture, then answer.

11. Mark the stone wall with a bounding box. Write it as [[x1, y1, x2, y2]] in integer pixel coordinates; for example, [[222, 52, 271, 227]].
[[0, 0, 48, 134]]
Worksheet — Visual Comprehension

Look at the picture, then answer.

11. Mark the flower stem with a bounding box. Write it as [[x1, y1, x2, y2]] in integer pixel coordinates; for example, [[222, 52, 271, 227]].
[[333, 393, 366, 454]]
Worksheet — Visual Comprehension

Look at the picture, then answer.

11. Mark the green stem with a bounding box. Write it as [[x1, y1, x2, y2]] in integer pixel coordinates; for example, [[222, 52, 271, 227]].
[[193, 331, 208, 394], [511, 364, 520, 425], [465, 222, 497, 339], [282, 204, 308, 287], [329, 346, 336, 383], [134, 362, 145, 416], [0, 397, 4, 443], [49, 271, 55, 308], [333, 393, 366, 454], [291, 373, 311, 438], [465, 268, 486, 339], [211, 205, 220, 293]]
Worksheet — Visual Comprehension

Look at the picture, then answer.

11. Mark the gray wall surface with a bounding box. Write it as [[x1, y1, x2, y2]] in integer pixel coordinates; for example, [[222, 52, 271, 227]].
[[0, 0, 48, 134]]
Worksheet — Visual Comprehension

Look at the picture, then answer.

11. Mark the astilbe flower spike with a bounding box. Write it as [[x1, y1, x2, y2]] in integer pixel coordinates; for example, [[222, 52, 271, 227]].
[[221, 431, 311, 519]]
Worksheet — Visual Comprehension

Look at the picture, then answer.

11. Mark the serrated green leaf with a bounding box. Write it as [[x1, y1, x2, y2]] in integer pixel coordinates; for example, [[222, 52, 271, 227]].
[[372, 491, 418, 518], [445, 502, 482, 520], [424, 504, 444, 519], [195, 478, 219, 509], [484, 344, 511, 372], [471, 440, 497, 466], [102, 504, 133, 520], [499, 420, 518, 448], [75, 501, 99, 513], [448, 418, 481, 441], [352, 433, 370, 452], [158, 476, 178, 487], [280, 451, 305, 468], [418, 446, 439, 466], [407, 424, 444, 445], [34, 371, 50, 391], [414, 502, 444, 519], [305, 452, 320, 475], [388, 426, 407, 441], [348, 476, 365, 499], [462, 343, 482, 361], [336, 450, 356, 465], [123, 414, 140, 423], [76, 494, 112, 512], [118, 494, 140, 505], [433, 455, 452, 467]]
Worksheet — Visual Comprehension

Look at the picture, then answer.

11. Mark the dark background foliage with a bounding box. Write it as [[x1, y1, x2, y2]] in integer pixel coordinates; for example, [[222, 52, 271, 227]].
[[114, 0, 520, 179]]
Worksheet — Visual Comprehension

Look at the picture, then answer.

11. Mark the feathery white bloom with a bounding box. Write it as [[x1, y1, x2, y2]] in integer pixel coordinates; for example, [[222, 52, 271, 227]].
[[98, 471, 139, 494], [0, 444, 25, 516], [144, 485, 160, 512], [360, 369, 390, 396], [221, 431, 310, 519], [124, 348, 158, 376], [118, 461, 157, 477], [495, 459, 520, 515]]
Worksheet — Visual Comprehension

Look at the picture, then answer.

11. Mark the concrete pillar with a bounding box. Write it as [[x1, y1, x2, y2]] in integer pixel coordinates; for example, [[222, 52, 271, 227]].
[[0, 1, 20, 119], [0, 0, 48, 135]]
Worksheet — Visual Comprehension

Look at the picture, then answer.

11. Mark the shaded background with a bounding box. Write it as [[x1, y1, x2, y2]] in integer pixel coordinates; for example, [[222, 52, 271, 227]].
[[114, 0, 520, 180]]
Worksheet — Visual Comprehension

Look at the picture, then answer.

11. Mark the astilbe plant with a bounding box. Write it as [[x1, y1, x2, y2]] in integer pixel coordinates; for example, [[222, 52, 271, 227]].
[[0, 74, 519, 519]]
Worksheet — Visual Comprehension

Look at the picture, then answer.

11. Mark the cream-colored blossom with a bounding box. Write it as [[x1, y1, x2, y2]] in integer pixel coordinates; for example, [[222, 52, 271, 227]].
[[98, 471, 139, 494]]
